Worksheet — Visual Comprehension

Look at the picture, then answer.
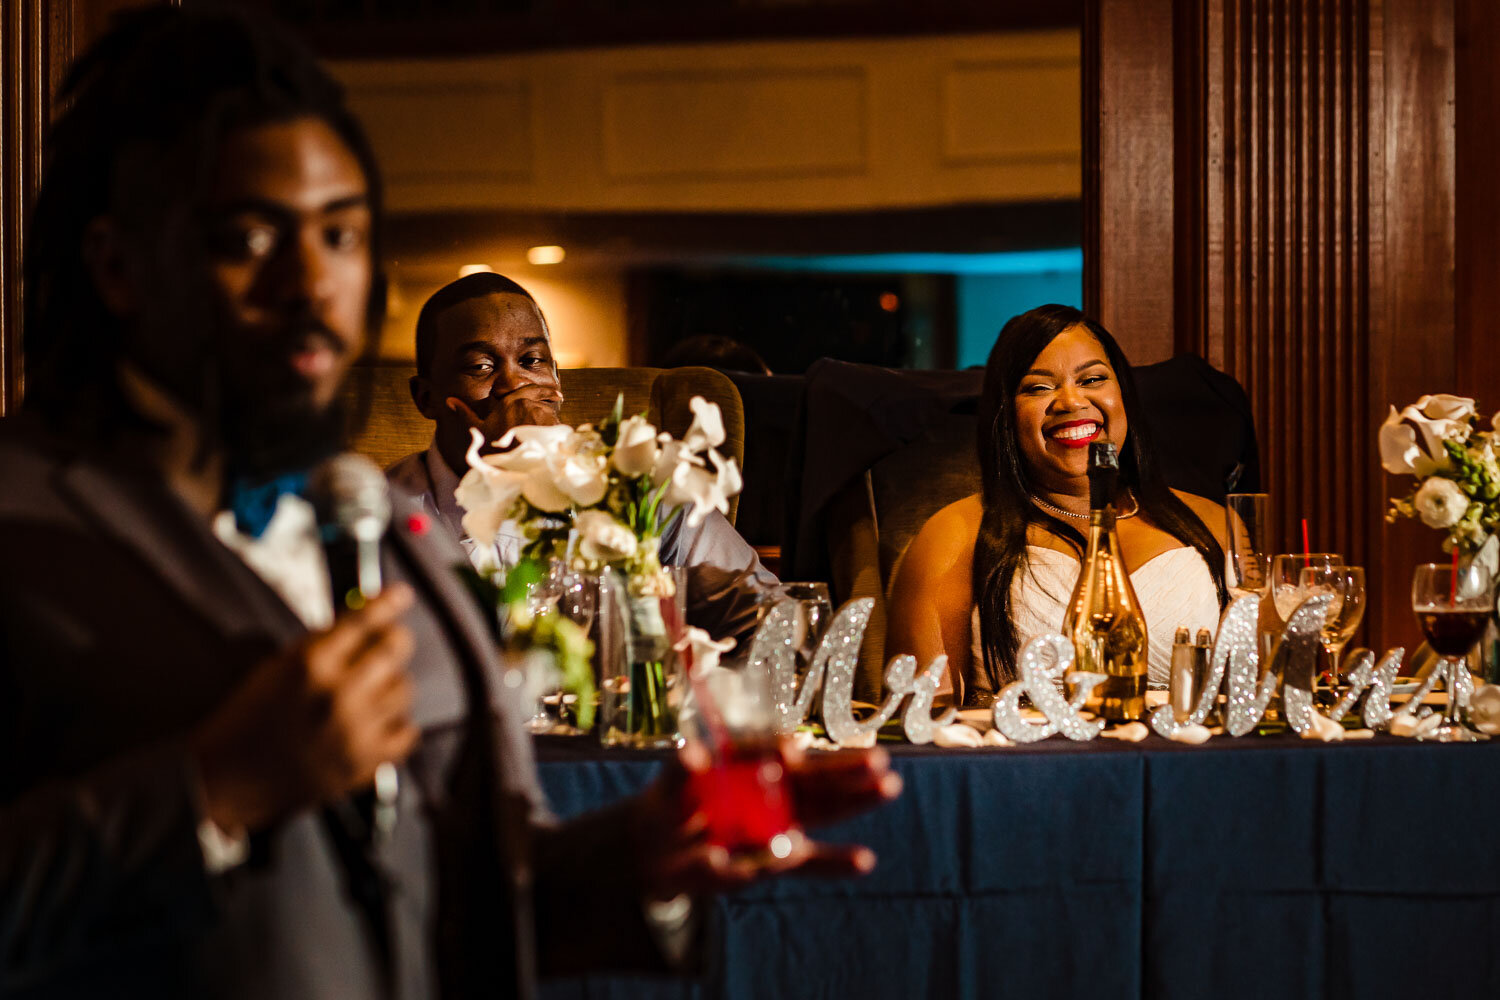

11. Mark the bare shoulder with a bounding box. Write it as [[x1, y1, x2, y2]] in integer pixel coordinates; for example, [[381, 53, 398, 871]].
[[912, 494, 983, 554], [1171, 489, 1228, 546], [895, 494, 982, 583]]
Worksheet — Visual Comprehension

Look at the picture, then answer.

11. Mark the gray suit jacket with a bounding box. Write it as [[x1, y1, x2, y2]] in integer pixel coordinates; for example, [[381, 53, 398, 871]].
[[0, 417, 668, 999]]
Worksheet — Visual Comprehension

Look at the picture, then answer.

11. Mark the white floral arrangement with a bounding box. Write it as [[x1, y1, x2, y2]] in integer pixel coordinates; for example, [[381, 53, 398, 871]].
[[453, 395, 743, 590], [1380, 393, 1500, 558]]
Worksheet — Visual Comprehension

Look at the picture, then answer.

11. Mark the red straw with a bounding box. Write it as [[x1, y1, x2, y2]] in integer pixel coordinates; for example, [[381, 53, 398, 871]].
[[1451, 547, 1460, 604], [1301, 518, 1311, 560]]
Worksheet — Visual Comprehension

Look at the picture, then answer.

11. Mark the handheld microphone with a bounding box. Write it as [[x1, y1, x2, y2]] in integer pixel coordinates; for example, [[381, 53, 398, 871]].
[[308, 453, 399, 844]]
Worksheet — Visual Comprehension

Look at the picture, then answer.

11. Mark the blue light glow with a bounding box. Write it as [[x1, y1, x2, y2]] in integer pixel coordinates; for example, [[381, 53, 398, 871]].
[[738, 248, 1083, 276]]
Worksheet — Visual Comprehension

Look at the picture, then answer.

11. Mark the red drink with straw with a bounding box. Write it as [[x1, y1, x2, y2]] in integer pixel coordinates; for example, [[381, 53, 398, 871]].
[[667, 600, 801, 859]]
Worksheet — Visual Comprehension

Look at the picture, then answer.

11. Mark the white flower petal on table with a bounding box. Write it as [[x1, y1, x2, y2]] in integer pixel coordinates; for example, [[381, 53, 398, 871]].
[[1299, 713, 1345, 741], [1101, 721, 1150, 742], [1168, 724, 1212, 745], [932, 723, 985, 747]]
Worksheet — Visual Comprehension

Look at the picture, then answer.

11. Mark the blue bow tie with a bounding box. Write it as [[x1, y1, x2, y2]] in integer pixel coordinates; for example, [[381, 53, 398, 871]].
[[227, 471, 311, 539]]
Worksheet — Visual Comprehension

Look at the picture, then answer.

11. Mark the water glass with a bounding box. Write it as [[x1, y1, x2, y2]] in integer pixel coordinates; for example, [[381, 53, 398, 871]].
[[1224, 493, 1272, 596]]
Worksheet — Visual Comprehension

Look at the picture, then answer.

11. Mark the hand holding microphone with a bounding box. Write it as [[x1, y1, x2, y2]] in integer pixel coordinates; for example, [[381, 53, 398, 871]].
[[190, 454, 411, 838]]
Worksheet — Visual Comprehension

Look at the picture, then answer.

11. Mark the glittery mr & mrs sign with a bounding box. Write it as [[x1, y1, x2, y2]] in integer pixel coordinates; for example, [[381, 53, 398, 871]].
[[750, 594, 1445, 746]]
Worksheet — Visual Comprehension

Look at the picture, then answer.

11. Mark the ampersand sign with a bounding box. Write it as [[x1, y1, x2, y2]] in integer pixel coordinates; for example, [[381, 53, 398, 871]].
[[992, 634, 1106, 742]]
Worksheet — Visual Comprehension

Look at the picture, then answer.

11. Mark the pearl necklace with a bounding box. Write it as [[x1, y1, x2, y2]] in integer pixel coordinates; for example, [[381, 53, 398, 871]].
[[1030, 492, 1140, 521]]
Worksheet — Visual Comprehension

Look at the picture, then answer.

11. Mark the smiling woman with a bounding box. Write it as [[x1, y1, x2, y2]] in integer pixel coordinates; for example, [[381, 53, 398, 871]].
[[884, 304, 1229, 705]]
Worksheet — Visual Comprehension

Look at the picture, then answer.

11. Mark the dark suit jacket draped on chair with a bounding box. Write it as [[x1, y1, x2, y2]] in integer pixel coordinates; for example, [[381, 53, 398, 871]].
[[0, 416, 671, 999]]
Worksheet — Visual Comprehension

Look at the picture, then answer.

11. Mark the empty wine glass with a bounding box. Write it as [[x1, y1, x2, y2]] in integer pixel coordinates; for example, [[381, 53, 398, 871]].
[[1412, 561, 1493, 742], [1297, 565, 1365, 698], [1270, 553, 1343, 620], [765, 582, 833, 677]]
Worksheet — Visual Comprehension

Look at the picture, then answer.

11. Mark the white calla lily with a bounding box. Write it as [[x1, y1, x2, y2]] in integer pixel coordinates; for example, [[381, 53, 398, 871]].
[[673, 625, 736, 672], [490, 424, 577, 472], [1379, 403, 1466, 477], [1414, 393, 1476, 422], [682, 396, 726, 454]]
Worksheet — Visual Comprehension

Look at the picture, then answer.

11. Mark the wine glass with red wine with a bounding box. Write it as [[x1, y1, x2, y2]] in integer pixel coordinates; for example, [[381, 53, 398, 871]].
[[1412, 561, 1493, 742]]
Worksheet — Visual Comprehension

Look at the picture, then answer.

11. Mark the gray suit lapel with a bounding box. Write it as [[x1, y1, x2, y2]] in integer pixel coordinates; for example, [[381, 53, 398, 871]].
[[56, 454, 305, 645]]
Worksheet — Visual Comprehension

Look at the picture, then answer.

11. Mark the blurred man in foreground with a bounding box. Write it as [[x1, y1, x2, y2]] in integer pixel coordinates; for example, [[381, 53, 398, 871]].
[[0, 9, 898, 998], [388, 271, 777, 645]]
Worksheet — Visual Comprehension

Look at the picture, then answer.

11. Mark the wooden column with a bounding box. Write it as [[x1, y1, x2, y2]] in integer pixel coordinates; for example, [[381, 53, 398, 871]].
[[0, 0, 59, 416], [1087, 0, 1462, 651]]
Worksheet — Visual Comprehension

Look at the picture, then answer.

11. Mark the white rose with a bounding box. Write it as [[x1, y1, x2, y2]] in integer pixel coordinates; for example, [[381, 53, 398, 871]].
[[489, 424, 577, 473], [1413, 476, 1469, 529], [521, 466, 571, 514], [575, 509, 638, 564], [611, 415, 660, 478], [549, 448, 609, 507], [682, 396, 726, 454]]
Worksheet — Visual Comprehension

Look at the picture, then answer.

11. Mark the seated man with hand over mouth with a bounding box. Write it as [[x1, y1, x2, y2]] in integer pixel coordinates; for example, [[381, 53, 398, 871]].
[[387, 271, 779, 646]]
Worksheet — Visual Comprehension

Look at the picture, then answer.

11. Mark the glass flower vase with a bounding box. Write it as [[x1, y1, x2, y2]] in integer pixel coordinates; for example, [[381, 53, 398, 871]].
[[596, 566, 687, 748]]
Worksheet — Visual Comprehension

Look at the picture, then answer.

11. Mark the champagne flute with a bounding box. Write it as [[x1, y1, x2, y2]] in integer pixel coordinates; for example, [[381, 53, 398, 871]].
[[1297, 565, 1365, 698], [1225, 493, 1272, 597], [1412, 561, 1493, 742]]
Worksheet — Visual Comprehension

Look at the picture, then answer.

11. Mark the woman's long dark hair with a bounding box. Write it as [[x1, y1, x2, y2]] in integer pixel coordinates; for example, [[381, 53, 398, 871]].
[[970, 304, 1227, 694]]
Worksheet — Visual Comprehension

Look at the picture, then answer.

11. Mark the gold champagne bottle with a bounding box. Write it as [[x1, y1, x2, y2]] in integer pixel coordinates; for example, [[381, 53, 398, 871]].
[[1061, 441, 1149, 721]]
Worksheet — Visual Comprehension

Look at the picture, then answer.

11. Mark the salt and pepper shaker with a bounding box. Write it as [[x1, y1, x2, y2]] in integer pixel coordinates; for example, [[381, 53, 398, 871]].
[[1169, 627, 1197, 723], [1194, 628, 1218, 726]]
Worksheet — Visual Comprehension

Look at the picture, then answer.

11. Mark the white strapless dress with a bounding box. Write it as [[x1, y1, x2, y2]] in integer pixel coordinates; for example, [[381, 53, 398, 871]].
[[970, 545, 1221, 688]]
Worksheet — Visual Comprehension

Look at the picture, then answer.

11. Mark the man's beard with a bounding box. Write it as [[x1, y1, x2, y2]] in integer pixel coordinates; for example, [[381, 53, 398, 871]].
[[130, 308, 353, 481], [219, 379, 347, 482]]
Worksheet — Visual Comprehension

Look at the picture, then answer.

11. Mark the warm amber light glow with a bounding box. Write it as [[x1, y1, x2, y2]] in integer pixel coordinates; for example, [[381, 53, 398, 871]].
[[527, 245, 567, 266], [879, 292, 900, 312], [458, 264, 495, 277]]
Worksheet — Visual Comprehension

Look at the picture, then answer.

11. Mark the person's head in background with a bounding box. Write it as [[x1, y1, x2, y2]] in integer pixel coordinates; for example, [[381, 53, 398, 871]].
[[409, 272, 564, 477], [24, 6, 385, 482], [656, 334, 773, 375]]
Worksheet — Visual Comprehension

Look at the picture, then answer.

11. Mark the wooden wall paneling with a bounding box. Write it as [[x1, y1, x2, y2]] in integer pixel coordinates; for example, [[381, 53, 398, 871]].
[[1455, 0, 1500, 406], [1082, 0, 1177, 364], [1089, 0, 1466, 650], [1183, 0, 1377, 635], [1371, 0, 1456, 651]]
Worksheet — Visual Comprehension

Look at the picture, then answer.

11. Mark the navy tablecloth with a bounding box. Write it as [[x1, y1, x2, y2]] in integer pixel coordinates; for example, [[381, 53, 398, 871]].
[[534, 736, 1500, 1000]]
